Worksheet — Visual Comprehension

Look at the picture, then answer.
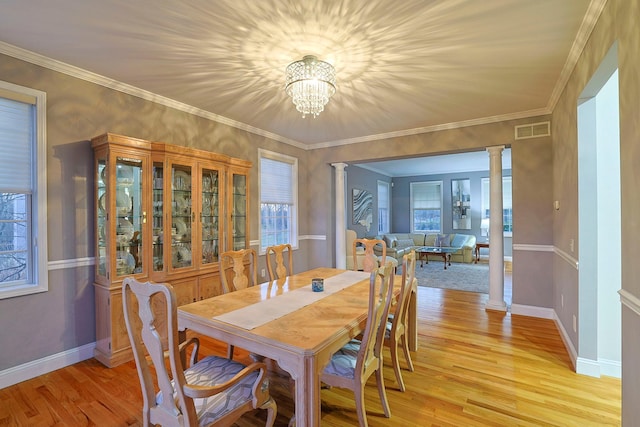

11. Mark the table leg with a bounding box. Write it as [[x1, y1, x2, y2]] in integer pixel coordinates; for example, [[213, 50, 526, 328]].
[[475, 245, 480, 263], [297, 357, 321, 426], [275, 355, 321, 427], [419, 252, 428, 267], [443, 253, 447, 270]]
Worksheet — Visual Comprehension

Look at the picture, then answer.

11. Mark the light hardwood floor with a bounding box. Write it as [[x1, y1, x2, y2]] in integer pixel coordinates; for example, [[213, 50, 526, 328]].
[[0, 283, 620, 426]]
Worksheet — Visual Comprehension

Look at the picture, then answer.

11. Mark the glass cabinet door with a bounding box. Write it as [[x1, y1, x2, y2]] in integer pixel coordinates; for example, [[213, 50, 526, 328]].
[[96, 157, 107, 279], [114, 157, 144, 277], [200, 168, 220, 266], [231, 173, 247, 250], [171, 164, 193, 270], [152, 161, 164, 272]]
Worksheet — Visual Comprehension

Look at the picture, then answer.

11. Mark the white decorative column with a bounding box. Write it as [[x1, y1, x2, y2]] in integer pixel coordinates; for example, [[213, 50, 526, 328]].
[[332, 163, 348, 269], [486, 146, 507, 312]]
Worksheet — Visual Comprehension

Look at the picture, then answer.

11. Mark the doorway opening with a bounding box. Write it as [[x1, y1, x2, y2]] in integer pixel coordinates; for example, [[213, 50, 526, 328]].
[[576, 42, 621, 378]]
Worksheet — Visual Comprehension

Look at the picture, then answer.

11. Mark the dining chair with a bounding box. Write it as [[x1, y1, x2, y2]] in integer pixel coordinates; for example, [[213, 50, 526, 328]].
[[219, 248, 258, 359], [353, 237, 386, 273], [321, 262, 395, 427], [265, 243, 293, 280], [384, 250, 417, 392], [122, 277, 277, 427], [219, 248, 258, 293]]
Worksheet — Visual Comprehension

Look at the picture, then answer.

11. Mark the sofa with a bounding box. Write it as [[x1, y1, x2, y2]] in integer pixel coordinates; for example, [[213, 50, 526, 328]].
[[373, 232, 477, 264]]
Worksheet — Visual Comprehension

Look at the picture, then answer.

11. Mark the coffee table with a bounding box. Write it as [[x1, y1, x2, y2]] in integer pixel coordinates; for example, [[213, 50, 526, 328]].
[[415, 246, 457, 270]]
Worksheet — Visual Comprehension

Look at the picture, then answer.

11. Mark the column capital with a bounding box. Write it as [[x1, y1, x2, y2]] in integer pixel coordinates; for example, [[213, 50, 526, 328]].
[[331, 162, 348, 171], [486, 145, 505, 156]]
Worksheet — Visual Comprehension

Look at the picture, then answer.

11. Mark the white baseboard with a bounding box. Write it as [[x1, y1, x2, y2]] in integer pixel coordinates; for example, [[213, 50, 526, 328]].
[[510, 303, 555, 319], [0, 342, 95, 389], [515, 306, 621, 379], [576, 357, 601, 377], [598, 358, 622, 378], [552, 310, 578, 372], [575, 357, 621, 378]]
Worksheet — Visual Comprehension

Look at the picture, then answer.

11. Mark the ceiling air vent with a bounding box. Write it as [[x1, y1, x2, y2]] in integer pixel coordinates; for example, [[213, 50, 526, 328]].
[[515, 121, 550, 140]]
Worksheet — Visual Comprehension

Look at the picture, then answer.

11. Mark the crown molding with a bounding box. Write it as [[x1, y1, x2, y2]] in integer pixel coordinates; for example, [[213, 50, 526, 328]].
[[547, 0, 608, 111], [0, 42, 307, 150], [309, 108, 551, 150], [0, 38, 559, 151]]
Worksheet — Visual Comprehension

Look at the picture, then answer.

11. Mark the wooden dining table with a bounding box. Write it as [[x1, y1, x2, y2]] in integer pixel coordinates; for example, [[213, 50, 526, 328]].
[[177, 267, 418, 427]]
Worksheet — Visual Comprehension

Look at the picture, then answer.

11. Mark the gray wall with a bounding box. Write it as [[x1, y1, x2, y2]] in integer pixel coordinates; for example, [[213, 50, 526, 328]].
[[390, 169, 513, 257], [3, 0, 640, 419], [0, 53, 310, 371], [346, 166, 391, 237]]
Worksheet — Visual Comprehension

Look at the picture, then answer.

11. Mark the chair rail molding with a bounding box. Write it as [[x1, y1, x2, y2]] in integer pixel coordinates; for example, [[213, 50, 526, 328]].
[[619, 289, 640, 317], [48, 257, 95, 270], [512, 243, 578, 270]]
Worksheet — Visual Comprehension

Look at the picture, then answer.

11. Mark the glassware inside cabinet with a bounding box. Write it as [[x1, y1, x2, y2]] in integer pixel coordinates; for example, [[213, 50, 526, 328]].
[[201, 169, 219, 265], [232, 173, 247, 250], [152, 162, 164, 272], [114, 157, 144, 277], [171, 165, 193, 269], [97, 159, 107, 277]]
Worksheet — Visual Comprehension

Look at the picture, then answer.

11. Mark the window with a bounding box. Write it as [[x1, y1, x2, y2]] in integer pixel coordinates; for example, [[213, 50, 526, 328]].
[[0, 81, 47, 299], [259, 149, 297, 253], [410, 181, 442, 232], [481, 176, 513, 235], [377, 180, 390, 234]]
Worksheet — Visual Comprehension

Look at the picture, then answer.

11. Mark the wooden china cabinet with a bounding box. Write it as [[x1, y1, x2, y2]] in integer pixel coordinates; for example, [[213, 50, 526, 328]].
[[92, 133, 250, 367]]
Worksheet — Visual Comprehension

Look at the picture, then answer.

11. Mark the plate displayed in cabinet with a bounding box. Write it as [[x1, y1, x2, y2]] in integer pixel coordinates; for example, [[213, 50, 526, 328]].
[[116, 218, 135, 244], [173, 170, 191, 190], [175, 193, 190, 214], [98, 193, 106, 213], [116, 165, 135, 186], [173, 246, 192, 266], [116, 189, 132, 215], [174, 218, 189, 241], [116, 251, 135, 275]]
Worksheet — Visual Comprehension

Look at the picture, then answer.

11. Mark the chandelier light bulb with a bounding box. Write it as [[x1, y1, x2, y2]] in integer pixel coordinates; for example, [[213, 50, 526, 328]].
[[285, 55, 336, 118]]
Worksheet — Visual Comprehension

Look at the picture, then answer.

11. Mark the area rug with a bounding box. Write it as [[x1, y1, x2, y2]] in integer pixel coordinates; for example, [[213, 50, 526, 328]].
[[398, 260, 489, 294]]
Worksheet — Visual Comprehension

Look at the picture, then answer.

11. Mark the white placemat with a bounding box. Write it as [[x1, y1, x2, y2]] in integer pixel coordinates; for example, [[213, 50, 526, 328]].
[[212, 270, 370, 330]]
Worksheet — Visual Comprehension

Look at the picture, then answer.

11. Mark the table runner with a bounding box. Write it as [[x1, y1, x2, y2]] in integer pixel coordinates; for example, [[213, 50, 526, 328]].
[[212, 270, 370, 330]]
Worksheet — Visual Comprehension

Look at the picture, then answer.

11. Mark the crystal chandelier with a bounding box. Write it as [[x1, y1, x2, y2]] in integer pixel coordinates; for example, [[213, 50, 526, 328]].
[[285, 55, 336, 118]]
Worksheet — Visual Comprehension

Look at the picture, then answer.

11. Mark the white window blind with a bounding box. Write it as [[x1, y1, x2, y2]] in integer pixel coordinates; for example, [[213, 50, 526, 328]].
[[0, 80, 47, 299], [412, 182, 441, 209], [378, 181, 388, 210], [260, 157, 293, 204], [0, 96, 34, 193], [377, 180, 390, 234]]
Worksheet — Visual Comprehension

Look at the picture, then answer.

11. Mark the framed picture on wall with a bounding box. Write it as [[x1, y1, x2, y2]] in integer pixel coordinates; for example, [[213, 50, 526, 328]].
[[451, 179, 471, 229], [352, 188, 373, 231]]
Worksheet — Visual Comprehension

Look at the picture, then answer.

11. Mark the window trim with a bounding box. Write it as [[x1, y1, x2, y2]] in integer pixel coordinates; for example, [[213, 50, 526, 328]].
[[377, 180, 390, 234], [410, 180, 443, 233], [0, 80, 48, 299], [481, 176, 513, 237], [258, 148, 298, 255]]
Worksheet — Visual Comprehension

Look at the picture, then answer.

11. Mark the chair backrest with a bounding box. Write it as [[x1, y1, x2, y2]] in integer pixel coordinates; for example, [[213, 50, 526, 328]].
[[395, 250, 417, 335], [219, 248, 258, 293], [122, 278, 199, 426], [354, 238, 386, 272], [265, 244, 293, 280], [356, 262, 395, 375]]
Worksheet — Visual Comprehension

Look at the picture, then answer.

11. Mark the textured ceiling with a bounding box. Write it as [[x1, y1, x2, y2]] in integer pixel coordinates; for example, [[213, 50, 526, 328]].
[[0, 0, 595, 147]]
